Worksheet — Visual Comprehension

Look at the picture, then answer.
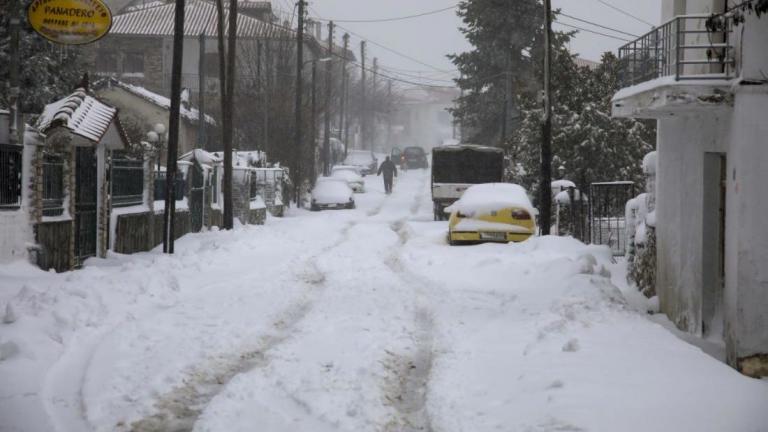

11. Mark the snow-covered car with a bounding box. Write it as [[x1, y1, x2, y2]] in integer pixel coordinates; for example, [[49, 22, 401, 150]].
[[331, 165, 365, 193], [445, 183, 536, 245], [310, 177, 356, 211], [343, 150, 378, 176]]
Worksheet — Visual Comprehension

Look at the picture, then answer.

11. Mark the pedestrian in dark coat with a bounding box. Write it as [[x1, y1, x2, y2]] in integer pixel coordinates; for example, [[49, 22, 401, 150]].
[[377, 156, 398, 194]]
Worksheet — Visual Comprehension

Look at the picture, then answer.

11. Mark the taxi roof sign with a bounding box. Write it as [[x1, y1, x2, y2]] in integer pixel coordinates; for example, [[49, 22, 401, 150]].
[[27, 0, 112, 45]]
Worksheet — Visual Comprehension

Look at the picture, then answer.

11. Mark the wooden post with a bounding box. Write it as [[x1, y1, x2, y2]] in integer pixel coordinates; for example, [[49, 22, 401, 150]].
[[197, 32, 206, 150], [360, 41, 366, 150], [163, 0, 186, 253], [323, 21, 334, 176], [294, 0, 306, 206], [539, 0, 553, 235], [340, 33, 350, 158]]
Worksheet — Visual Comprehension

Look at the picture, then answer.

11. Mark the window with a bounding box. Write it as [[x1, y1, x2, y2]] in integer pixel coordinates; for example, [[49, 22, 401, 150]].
[[0, 144, 22, 209], [42, 153, 65, 216], [123, 52, 145, 74], [111, 153, 144, 207]]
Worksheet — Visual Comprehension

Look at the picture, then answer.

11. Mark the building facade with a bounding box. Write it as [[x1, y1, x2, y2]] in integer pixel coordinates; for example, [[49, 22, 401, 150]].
[[612, 0, 768, 376]]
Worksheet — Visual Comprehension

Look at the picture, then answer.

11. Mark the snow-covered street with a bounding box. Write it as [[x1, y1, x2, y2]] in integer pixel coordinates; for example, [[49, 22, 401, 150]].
[[2, 169, 768, 432]]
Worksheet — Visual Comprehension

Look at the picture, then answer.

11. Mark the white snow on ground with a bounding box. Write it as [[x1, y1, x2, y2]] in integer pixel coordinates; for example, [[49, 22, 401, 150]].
[[1, 169, 767, 432]]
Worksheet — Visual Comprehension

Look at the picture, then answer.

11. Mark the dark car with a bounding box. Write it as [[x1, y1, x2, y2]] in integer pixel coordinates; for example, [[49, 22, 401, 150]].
[[402, 146, 428, 169]]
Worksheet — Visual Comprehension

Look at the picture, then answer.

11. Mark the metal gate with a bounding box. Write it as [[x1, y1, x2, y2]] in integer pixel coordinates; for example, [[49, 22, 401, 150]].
[[75, 147, 98, 265], [189, 164, 205, 232], [589, 181, 635, 256]]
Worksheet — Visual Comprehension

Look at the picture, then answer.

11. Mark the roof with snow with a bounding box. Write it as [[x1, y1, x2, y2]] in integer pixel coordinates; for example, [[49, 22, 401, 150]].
[[97, 78, 217, 126], [35, 88, 118, 143], [110, 0, 293, 40], [446, 183, 535, 217]]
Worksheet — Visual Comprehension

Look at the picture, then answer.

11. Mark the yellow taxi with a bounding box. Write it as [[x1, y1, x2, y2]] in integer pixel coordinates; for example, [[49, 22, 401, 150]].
[[446, 183, 536, 245]]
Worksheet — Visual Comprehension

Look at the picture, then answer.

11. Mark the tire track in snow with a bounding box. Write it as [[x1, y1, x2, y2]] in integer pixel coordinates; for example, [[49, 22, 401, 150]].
[[378, 172, 436, 432], [129, 222, 358, 432]]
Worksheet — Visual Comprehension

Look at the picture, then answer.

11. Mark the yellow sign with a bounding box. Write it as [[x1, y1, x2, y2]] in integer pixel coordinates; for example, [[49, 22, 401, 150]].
[[27, 0, 112, 45]]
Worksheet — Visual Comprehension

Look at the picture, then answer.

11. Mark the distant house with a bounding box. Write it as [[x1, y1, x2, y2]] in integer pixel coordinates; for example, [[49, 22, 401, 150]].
[[391, 86, 460, 150], [94, 78, 219, 158], [91, 0, 322, 102], [611, 0, 768, 377]]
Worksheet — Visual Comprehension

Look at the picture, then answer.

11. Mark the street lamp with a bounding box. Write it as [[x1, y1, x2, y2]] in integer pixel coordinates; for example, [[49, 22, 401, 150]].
[[147, 123, 167, 172]]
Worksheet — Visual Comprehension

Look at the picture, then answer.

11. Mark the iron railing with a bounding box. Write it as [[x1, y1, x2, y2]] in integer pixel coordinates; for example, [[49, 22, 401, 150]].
[[42, 153, 65, 216], [618, 14, 734, 88], [0, 144, 22, 209], [154, 171, 186, 202], [112, 156, 145, 207]]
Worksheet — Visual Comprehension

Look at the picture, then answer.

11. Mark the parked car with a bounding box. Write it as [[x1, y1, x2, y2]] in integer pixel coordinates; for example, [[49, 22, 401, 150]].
[[310, 177, 356, 211], [331, 165, 365, 193], [390, 147, 402, 165], [343, 150, 378, 176], [445, 183, 536, 245], [402, 146, 428, 169]]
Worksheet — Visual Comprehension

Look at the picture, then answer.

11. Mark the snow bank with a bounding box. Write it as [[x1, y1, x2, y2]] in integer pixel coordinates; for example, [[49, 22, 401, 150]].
[[445, 183, 534, 216]]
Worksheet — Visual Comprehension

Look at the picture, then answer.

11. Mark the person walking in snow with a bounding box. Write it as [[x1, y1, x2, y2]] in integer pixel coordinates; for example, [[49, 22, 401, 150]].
[[377, 156, 398, 194]]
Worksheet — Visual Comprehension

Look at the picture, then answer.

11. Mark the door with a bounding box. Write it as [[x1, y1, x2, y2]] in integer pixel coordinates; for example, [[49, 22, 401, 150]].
[[74, 147, 98, 265], [189, 164, 205, 232], [702, 153, 726, 337]]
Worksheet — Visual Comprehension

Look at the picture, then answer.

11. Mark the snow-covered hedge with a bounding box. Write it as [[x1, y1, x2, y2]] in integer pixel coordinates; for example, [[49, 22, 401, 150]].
[[626, 151, 657, 298]]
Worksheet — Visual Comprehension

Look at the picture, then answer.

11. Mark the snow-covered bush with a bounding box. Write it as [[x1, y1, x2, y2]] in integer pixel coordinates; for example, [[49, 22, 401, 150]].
[[626, 151, 657, 297]]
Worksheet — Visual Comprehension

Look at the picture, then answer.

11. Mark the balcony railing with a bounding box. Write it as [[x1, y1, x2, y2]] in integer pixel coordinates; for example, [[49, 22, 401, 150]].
[[618, 14, 735, 88]]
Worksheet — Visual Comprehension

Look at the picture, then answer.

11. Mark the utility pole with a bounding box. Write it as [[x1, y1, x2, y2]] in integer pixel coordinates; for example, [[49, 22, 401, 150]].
[[8, 0, 21, 146], [501, 47, 511, 146], [323, 21, 334, 176], [294, 0, 306, 206], [539, 0, 553, 235], [256, 40, 262, 150], [360, 41, 366, 150], [372, 57, 378, 152], [163, 0, 186, 253], [339, 33, 350, 158], [221, 0, 238, 230], [386, 79, 392, 149], [263, 43, 270, 156], [311, 59, 317, 180], [197, 32, 206, 149]]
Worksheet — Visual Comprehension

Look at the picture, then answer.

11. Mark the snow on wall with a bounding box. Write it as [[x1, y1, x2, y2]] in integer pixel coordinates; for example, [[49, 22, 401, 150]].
[[655, 114, 729, 334]]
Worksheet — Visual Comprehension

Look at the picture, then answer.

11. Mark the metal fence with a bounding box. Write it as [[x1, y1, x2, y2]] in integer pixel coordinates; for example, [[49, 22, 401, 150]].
[[42, 153, 65, 216], [618, 14, 734, 87], [112, 156, 145, 207], [154, 171, 186, 202], [1, 144, 22, 209], [590, 182, 636, 256]]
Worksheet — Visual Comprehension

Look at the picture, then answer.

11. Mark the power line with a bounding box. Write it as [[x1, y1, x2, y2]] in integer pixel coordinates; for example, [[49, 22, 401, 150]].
[[594, 0, 654, 27], [554, 20, 631, 42], [558, 12, 639, 38], [311, 4, 458, 23], [335, 23, 454, 74]]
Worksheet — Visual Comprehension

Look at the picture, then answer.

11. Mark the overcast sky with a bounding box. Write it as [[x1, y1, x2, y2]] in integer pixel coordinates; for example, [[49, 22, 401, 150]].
[[301, 0, 661, 85]]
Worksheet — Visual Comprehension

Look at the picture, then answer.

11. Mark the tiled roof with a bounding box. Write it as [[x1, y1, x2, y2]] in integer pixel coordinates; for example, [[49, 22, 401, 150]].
[[36, 89, 118, 143], [110, 0, 293, 40]]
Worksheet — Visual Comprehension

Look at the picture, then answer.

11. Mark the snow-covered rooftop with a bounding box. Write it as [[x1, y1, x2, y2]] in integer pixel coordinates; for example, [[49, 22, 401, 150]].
[[110, 0, 294, 40], [106, 79, 216, 126], [446, 183, 534, 216], [35, 88, 117, 143]]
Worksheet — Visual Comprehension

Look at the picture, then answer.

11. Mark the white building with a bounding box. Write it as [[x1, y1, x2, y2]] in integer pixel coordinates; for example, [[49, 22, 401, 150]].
[[612, 0, 768, 377]]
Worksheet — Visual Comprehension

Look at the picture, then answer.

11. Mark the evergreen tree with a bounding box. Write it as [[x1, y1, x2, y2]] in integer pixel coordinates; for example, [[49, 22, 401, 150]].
[[0, 0, 87, 114], [510, 52, 655, 197]]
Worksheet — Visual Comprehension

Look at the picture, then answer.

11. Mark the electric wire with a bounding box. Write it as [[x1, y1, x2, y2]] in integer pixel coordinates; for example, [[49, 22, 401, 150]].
[[558, 12, 639, 38], [594, 0, 654, 27], [554, 20, 631, 42], [309, 4, 458, 23]]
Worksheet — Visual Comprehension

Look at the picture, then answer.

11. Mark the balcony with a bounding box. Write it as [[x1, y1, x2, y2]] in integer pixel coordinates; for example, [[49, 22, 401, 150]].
[[613, 14, 736, 118]]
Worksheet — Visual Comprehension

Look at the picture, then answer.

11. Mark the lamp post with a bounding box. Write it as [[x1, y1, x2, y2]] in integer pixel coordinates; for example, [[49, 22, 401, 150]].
[[146, 123, 167, 172]]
